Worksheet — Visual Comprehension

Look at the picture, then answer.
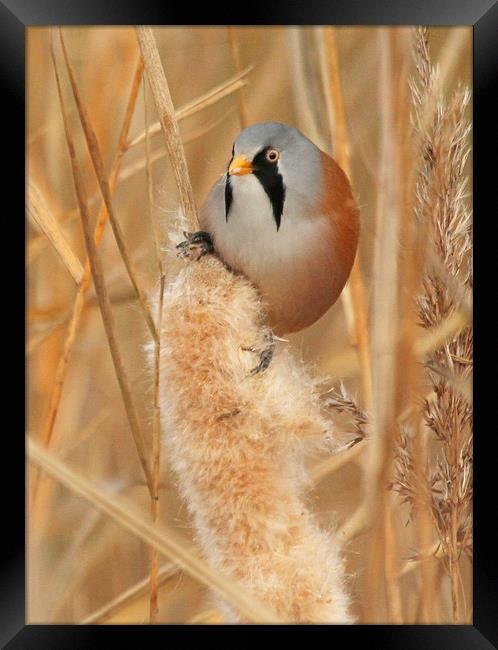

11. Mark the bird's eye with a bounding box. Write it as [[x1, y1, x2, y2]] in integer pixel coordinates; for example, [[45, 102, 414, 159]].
[[265, 149, 280, 163]]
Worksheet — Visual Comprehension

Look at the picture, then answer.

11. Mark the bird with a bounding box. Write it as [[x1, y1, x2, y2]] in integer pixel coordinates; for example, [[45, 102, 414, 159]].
[[178, 122, 359, 340]]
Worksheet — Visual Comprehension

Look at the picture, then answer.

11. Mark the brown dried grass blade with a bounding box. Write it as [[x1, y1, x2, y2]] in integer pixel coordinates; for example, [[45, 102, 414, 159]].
[[136, 27, 198, 231], [28, 438, 281, 623], [28, 182, 84, 285], [49, 37, 154, 498], [58, 29, 158, 344]]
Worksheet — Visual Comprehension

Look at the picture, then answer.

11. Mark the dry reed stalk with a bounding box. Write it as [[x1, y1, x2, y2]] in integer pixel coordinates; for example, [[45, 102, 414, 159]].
[[319, 27, 373, 413], [27, 181, 84, 285], [127, 66, 252, 150], [30, 56, 145, 529], [83, 561, 178, 624], [28, 438, 280, 623], [315, 27, 383, 608], [287, 29, 329, 152], [361, 28, 404, 623], [418, 31, 472, 622], [420, 103, 471, 623], [153, 251, 352, 622], [391, 27, 472, 623], [136, 27, 198, 231], [228, 27, 249, 128], [392, 27, 435, 622], [313, 29, 356, 349], [48, 37, 154, 498], [143, 78, 164, 624], [57, 30, 158, 344]]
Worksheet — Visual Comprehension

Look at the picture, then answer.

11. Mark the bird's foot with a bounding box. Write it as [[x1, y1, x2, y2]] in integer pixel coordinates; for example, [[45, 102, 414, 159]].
[[243, 331, 276, 375], [176, 231, 214, 261]]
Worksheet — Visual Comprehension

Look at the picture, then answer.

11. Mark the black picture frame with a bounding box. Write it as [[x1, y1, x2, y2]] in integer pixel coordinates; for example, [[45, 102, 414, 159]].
[[8, 0, 496, 646]]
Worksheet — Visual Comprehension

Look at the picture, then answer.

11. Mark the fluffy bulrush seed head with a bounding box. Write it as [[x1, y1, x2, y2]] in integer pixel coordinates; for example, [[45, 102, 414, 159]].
[[148, 247, 352, 623]]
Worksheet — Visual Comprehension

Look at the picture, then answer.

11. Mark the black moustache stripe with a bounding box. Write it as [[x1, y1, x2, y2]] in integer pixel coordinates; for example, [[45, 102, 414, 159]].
[[252, 148, 285, 231], [224, 147, 286, 229], [225, 173, 233, 222], [253, 168, 285, 231]]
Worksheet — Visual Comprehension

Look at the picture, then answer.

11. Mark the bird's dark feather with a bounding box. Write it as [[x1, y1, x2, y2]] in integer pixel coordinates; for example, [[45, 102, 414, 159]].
[[252, 147, 286, 231], [225, 174, 233, 222]]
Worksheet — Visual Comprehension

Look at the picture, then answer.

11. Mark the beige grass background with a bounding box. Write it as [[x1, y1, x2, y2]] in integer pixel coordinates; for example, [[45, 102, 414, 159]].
[[27, 26, 472, 623]]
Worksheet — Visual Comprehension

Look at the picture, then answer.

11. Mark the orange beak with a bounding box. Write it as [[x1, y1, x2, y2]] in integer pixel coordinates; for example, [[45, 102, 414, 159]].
[[228, 154, 253, 176]]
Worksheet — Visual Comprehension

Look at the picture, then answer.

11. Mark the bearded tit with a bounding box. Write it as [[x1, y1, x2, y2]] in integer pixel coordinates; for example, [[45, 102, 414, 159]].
[[178, 122, 359, 367]]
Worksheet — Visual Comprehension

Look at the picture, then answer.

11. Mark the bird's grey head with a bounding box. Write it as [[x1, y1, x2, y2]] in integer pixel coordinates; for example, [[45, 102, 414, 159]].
[[225, 122, 322, 230]]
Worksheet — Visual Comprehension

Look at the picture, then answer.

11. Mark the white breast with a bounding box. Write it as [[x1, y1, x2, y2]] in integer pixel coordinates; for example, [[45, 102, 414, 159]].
[[200, 174, 338, 333]]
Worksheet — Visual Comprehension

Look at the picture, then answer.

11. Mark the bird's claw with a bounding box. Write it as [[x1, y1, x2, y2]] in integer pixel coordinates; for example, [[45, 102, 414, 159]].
[[244, 331, 276, 375], [250, 346, 274, 375], [176, 231, 214, 261]]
